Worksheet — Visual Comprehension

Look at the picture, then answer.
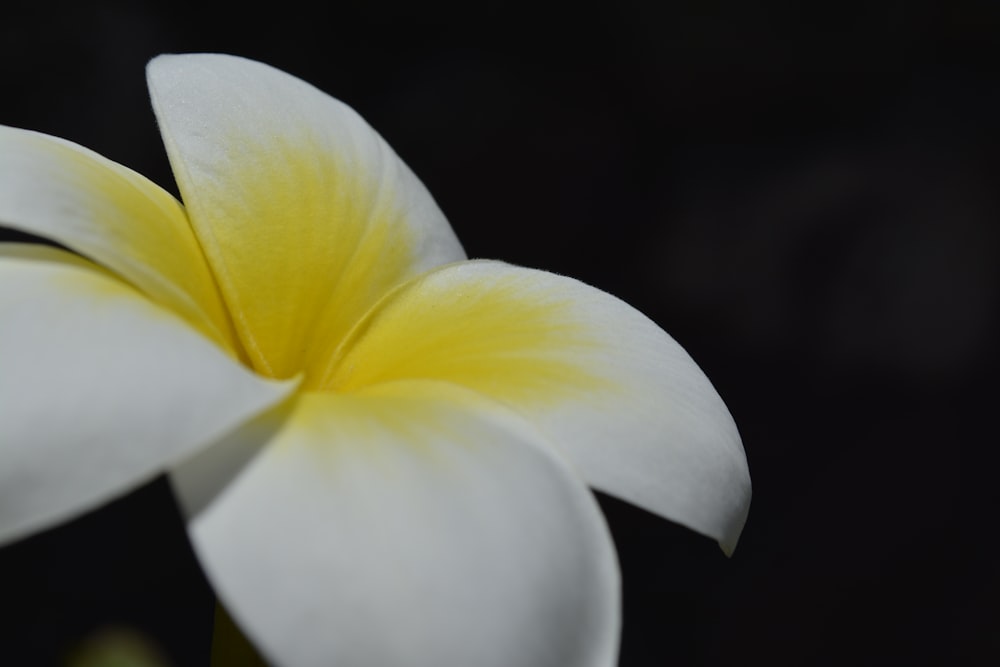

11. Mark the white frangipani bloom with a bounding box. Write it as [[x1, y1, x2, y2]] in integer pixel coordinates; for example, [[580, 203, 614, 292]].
[[0, 54, 750, 666]]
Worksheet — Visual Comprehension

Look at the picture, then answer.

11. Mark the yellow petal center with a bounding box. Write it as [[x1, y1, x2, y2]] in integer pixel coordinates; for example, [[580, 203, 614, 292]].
[[182, 136, 419, 383]]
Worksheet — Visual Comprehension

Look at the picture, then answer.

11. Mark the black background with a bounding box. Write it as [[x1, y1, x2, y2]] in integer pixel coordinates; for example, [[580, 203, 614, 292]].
[[2, 2, 998, 665]]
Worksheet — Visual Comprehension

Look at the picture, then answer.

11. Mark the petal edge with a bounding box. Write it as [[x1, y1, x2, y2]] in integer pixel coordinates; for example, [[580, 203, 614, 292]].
[[175, 381, 620, 667], [0, 246, 295, 546]]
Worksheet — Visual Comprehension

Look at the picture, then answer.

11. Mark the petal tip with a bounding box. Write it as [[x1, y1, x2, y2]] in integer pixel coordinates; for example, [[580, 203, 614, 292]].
[[718, 484, 751, 557]]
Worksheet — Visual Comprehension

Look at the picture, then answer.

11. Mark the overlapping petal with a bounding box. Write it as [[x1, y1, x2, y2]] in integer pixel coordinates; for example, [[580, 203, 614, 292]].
[[324, 260, 751, 552], [0, 245, 295, 546], [0, 126, 240, 356], [146, 54, 466, 381], [171, 381, 619, 667]]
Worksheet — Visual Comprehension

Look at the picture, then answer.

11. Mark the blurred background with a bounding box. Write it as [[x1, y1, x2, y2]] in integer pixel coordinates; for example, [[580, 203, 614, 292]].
[[2, 1, 998, 664]]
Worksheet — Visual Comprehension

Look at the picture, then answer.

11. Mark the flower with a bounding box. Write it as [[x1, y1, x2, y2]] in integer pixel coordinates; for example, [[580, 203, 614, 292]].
[[0, 54, 750, 666]]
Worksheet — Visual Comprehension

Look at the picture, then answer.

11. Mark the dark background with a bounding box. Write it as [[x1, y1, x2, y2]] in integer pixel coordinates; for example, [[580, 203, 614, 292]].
[[2, 2, 998, 664]]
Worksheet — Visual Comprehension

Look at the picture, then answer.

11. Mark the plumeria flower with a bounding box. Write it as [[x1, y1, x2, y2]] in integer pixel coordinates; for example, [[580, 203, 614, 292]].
[[0, 54, 750, 666]]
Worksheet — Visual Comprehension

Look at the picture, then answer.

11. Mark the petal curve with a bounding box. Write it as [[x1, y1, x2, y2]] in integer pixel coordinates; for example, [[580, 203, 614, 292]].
[[172, 381, 619, 667], [326, 260, 751, 552], [147, 54, 465, 381], [0, 245, 295, 546], [0, 125, 240, 355]]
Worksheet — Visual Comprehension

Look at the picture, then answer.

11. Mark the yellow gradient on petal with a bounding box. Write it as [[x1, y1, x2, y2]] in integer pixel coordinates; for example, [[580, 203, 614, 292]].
[[288, 389, 456, 462], [320, 262, 612, 405], [0, 129, 241, 358], [67, 153, 238, 351], [0, 245, 153, 313], [180, 134, 417, 383], [277, 381, 537, 463]]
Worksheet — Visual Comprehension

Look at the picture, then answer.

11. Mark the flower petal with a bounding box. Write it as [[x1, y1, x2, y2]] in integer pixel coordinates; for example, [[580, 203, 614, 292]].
[[172, 381, 619, 667], [325, 260, 751, 553], [0, 125, 241, 356], [0, 245, 295, 546], [146, 53, 466, 381]]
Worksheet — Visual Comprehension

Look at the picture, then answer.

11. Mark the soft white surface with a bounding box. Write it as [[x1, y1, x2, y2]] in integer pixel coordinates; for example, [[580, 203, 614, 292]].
[[0, 246, 294, 546], [176, 381, 620, 667]]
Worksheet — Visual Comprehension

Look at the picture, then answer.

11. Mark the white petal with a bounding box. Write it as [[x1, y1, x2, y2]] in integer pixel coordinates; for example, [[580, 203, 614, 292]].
[[0, 245, 295, 546], [146, 53, 465, 380], [173, 380, 619, 667], [324, 260, 751, 553], [0, 125, 240, 355]]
